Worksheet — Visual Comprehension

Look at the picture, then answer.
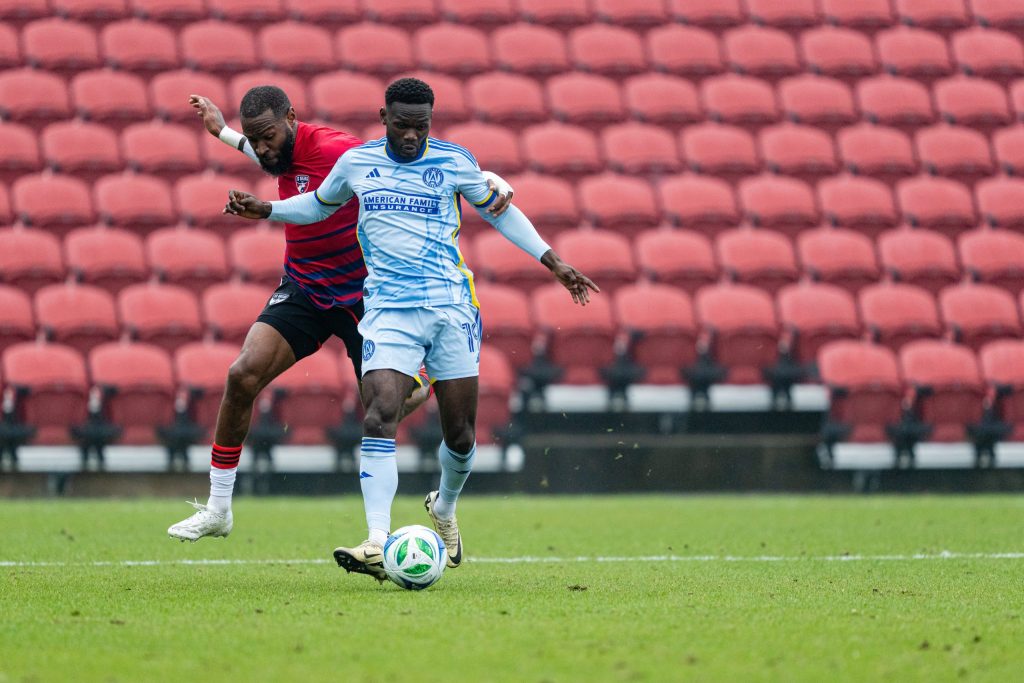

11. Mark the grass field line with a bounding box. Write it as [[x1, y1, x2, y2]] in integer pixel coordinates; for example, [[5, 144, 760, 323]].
[[3, 550, 1024, 568]]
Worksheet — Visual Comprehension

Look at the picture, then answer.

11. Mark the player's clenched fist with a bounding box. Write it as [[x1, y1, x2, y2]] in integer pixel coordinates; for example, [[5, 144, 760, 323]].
[[224, 190, 272, 219]]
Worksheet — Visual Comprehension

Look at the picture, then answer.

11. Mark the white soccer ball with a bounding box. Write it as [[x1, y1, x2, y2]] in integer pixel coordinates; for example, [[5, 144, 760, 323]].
[[382, 524, 447, 590]]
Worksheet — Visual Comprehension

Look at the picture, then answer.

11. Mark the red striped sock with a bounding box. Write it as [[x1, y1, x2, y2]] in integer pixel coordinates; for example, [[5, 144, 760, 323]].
[[211, 443, 242, 470]]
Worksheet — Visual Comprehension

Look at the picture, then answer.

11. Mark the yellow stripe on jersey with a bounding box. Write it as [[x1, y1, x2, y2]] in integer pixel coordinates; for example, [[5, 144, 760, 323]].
[[314, 189, 342, 206], [451, 194, 480, 309], [472, 188, 495, 207]]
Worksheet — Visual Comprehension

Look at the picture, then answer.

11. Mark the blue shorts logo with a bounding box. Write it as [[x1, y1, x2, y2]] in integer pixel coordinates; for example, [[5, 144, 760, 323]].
[[362, 339, 375, 361], [422, 167, 444, 188]]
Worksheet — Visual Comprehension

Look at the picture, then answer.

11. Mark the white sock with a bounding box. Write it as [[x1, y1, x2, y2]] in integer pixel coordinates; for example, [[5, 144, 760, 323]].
[[208, 444, 241, 513], [359, 437, 397, 546], [435, 441, 476, 520]]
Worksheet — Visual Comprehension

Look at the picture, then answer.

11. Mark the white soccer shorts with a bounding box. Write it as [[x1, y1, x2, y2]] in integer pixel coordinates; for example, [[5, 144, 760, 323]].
[[358, 304, 481, 382]]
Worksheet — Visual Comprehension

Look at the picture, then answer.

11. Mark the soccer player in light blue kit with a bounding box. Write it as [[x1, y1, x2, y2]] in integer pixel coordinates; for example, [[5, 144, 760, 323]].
[[223, 78, 599, 581]]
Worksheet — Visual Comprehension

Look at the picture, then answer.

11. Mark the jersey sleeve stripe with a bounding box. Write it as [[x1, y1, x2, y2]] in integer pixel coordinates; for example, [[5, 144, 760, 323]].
[[314, 189, 342, 206], [472, 189, 496, 208]]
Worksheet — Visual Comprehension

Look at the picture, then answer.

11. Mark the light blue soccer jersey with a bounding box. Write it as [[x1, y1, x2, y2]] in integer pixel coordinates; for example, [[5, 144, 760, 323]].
[[302, 137, 497, 310]]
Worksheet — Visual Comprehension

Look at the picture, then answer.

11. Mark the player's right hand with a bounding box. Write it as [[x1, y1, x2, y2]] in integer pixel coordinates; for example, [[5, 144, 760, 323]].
[[224, 190, 272, 220], [189, 94, 226, 137]]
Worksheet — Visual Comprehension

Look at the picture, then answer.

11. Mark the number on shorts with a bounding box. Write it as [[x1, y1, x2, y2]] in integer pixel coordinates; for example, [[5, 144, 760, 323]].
[[461, 322, 478, 353]]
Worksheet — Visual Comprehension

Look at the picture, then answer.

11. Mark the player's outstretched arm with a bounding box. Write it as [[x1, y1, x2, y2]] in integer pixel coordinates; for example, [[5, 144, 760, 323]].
[[482, 171, 514, 217], [189, 94, 260, 165], [540, 249, 600, 306]]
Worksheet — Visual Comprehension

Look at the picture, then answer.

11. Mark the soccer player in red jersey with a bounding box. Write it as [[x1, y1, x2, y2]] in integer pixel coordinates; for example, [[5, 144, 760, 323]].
[[167, 86, 513, 542]]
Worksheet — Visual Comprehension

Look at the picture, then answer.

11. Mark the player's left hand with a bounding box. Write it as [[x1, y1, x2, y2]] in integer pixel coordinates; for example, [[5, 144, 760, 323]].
[[541, 251, 600, 306], [223, 190, 272, 220], [484, 173, 514, 217]]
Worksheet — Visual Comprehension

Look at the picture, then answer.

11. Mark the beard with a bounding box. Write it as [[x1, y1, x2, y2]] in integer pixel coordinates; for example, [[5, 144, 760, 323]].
[[258, 126, 296, 176]]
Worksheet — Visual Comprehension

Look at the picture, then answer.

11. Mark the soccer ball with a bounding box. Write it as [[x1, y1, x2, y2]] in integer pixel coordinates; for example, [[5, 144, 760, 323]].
[[382, 525, 447, 590]]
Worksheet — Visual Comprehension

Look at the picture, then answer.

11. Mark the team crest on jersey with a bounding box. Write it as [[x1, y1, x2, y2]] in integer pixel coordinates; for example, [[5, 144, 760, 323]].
[[268, 292, 289, 306], [422, 167, 444, 188], [362, 339, 376, 361], [295, 175, 310, 193]]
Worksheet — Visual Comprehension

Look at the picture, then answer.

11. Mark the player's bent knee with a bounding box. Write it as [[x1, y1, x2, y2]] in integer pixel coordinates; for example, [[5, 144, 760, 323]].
[[225, 357, 266, 403], [445, 427, 476, 455], [363, 402, 403, 438]]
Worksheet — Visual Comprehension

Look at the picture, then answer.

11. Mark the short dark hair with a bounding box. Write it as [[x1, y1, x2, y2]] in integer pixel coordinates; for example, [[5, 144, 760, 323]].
[[385, 78, 434, 107], [240, 85, 291, 119]]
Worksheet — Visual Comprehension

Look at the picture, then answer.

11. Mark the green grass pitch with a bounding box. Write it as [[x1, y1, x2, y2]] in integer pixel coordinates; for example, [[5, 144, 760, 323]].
[[2, 495, 1023, 682]]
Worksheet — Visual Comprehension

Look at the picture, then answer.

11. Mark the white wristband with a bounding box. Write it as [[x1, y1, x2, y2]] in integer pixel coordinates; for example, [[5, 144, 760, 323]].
[[218, 126, 246, 150]]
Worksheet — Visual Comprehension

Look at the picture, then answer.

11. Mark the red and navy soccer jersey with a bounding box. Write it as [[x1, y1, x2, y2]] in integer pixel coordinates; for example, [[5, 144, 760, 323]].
[[275, 122, 366, 310]]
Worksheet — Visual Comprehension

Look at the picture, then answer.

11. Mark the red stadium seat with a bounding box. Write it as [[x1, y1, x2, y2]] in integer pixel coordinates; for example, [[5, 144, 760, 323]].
[[34, 282, 118, 354], [413, 24, 491, 76], [0, 227, 64, 294], [568, 24, 646, 78], [777, 282, 860, 365], [0, 68, 72, 125], [64, 225, 147, 294], [0, 121, 43, 181], [491, 23, 569, 76], [821, 0, 894, 32], [896, 176, 976, 236], [694, 283, 779, 384], [0, 0, 49, 22], [174, 341, 237, 434], [438, 0, 515, 27], [547, 73, 624, 126], [336, 23, 412, 76], [818, 340, 902, 443], [658, 174, 740, 234], [554, 230, 636, 293], [758, 123, 838, 182], [797, 227, 880, 294], [310, 72, 383, 125], [0, 25, 16, 69], [22, 19, 100, 74], [876, 27, 953, 82], [877, 228, 960, 294], [71, 69, 150, 127], [281, 0, 359, 26], [593, 0, 666, 27], [738, 174, 818, 235], [227, 71, 308, 119], [601, 123, 681, 175], [778, 75, 858, 131], [722, 26, 800, 81], [2, 342, 89, 444], [0, 186, 9, 226], [614, 282, 697, 384], [476, 346, 514, 442], [976, 176, 1024, 228], [12, 173, 95, 232], [836, 123, 917, 183], [0, 286, 36, 354], [269, 346, 348, 443], [100, 19, 179, 76], [818, 175, 898, 236], [150, 70, 227, 124], [578, 174, 659, 231], [118, 282, 202, 352], [174, 172, 252, 232], [915, 125, 994, 186], [207, 0, 284, 23], [466, 72, 547, 126], [94, 173, 174, 230], [532, 282, 616, 384], [361, 0, 438, 25], [958, 228, 1024, 294], [896, 0, 971, 32], [680, 123, 759, 181], [940, 282, 1022, 350], [979, 338, 1024, 439], [129, 0, 206, 25], [971, 0, 1024, 32], [259, 22, 334, 76], [516, 0, 591, 27], [717, 227, 799, 294], [634, 229, 719, 294], [1010, 82, 1024, 122], [475, 283, 535, 370], [934, 76, 1012, 133], [646, 25, 723, 79], [227, 225, 283, 287], [121, 121, 202, 179], [623, 74, 701, 126], [52, 0, 128, 22], [799, 27, 877, 82], [89, 341, 175, 444], [856, 76, 936, 130], [500, 173, 579, 234], [952, 27, 1024, 83], [179, 21, 257, 76], [146, 226, 228, 295], [445, 123, 523, 174], [521, 123, 601, 177], [397, 70, 468, 126], [700, 74, 779, 129], [899, 340, 984, 442], [200, 281, 268, 344], [667, 0, 744, 31], [859, 282, 942, 350], [745, 0, 818, 32], [40, 120, 121, 180], [993, 125, 1024, 175], [472, 229, 553, 291]]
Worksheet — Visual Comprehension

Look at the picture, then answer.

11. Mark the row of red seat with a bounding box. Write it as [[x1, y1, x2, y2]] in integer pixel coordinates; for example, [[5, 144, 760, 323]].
[[7, 18, 1024, 83], [2, 0, 1022, 33]]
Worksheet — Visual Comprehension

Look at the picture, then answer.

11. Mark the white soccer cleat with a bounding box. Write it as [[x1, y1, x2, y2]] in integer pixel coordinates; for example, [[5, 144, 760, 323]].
[[424, 491, 463, 568], [333, 540, 387, 582], [167, 500, 232, 542]]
